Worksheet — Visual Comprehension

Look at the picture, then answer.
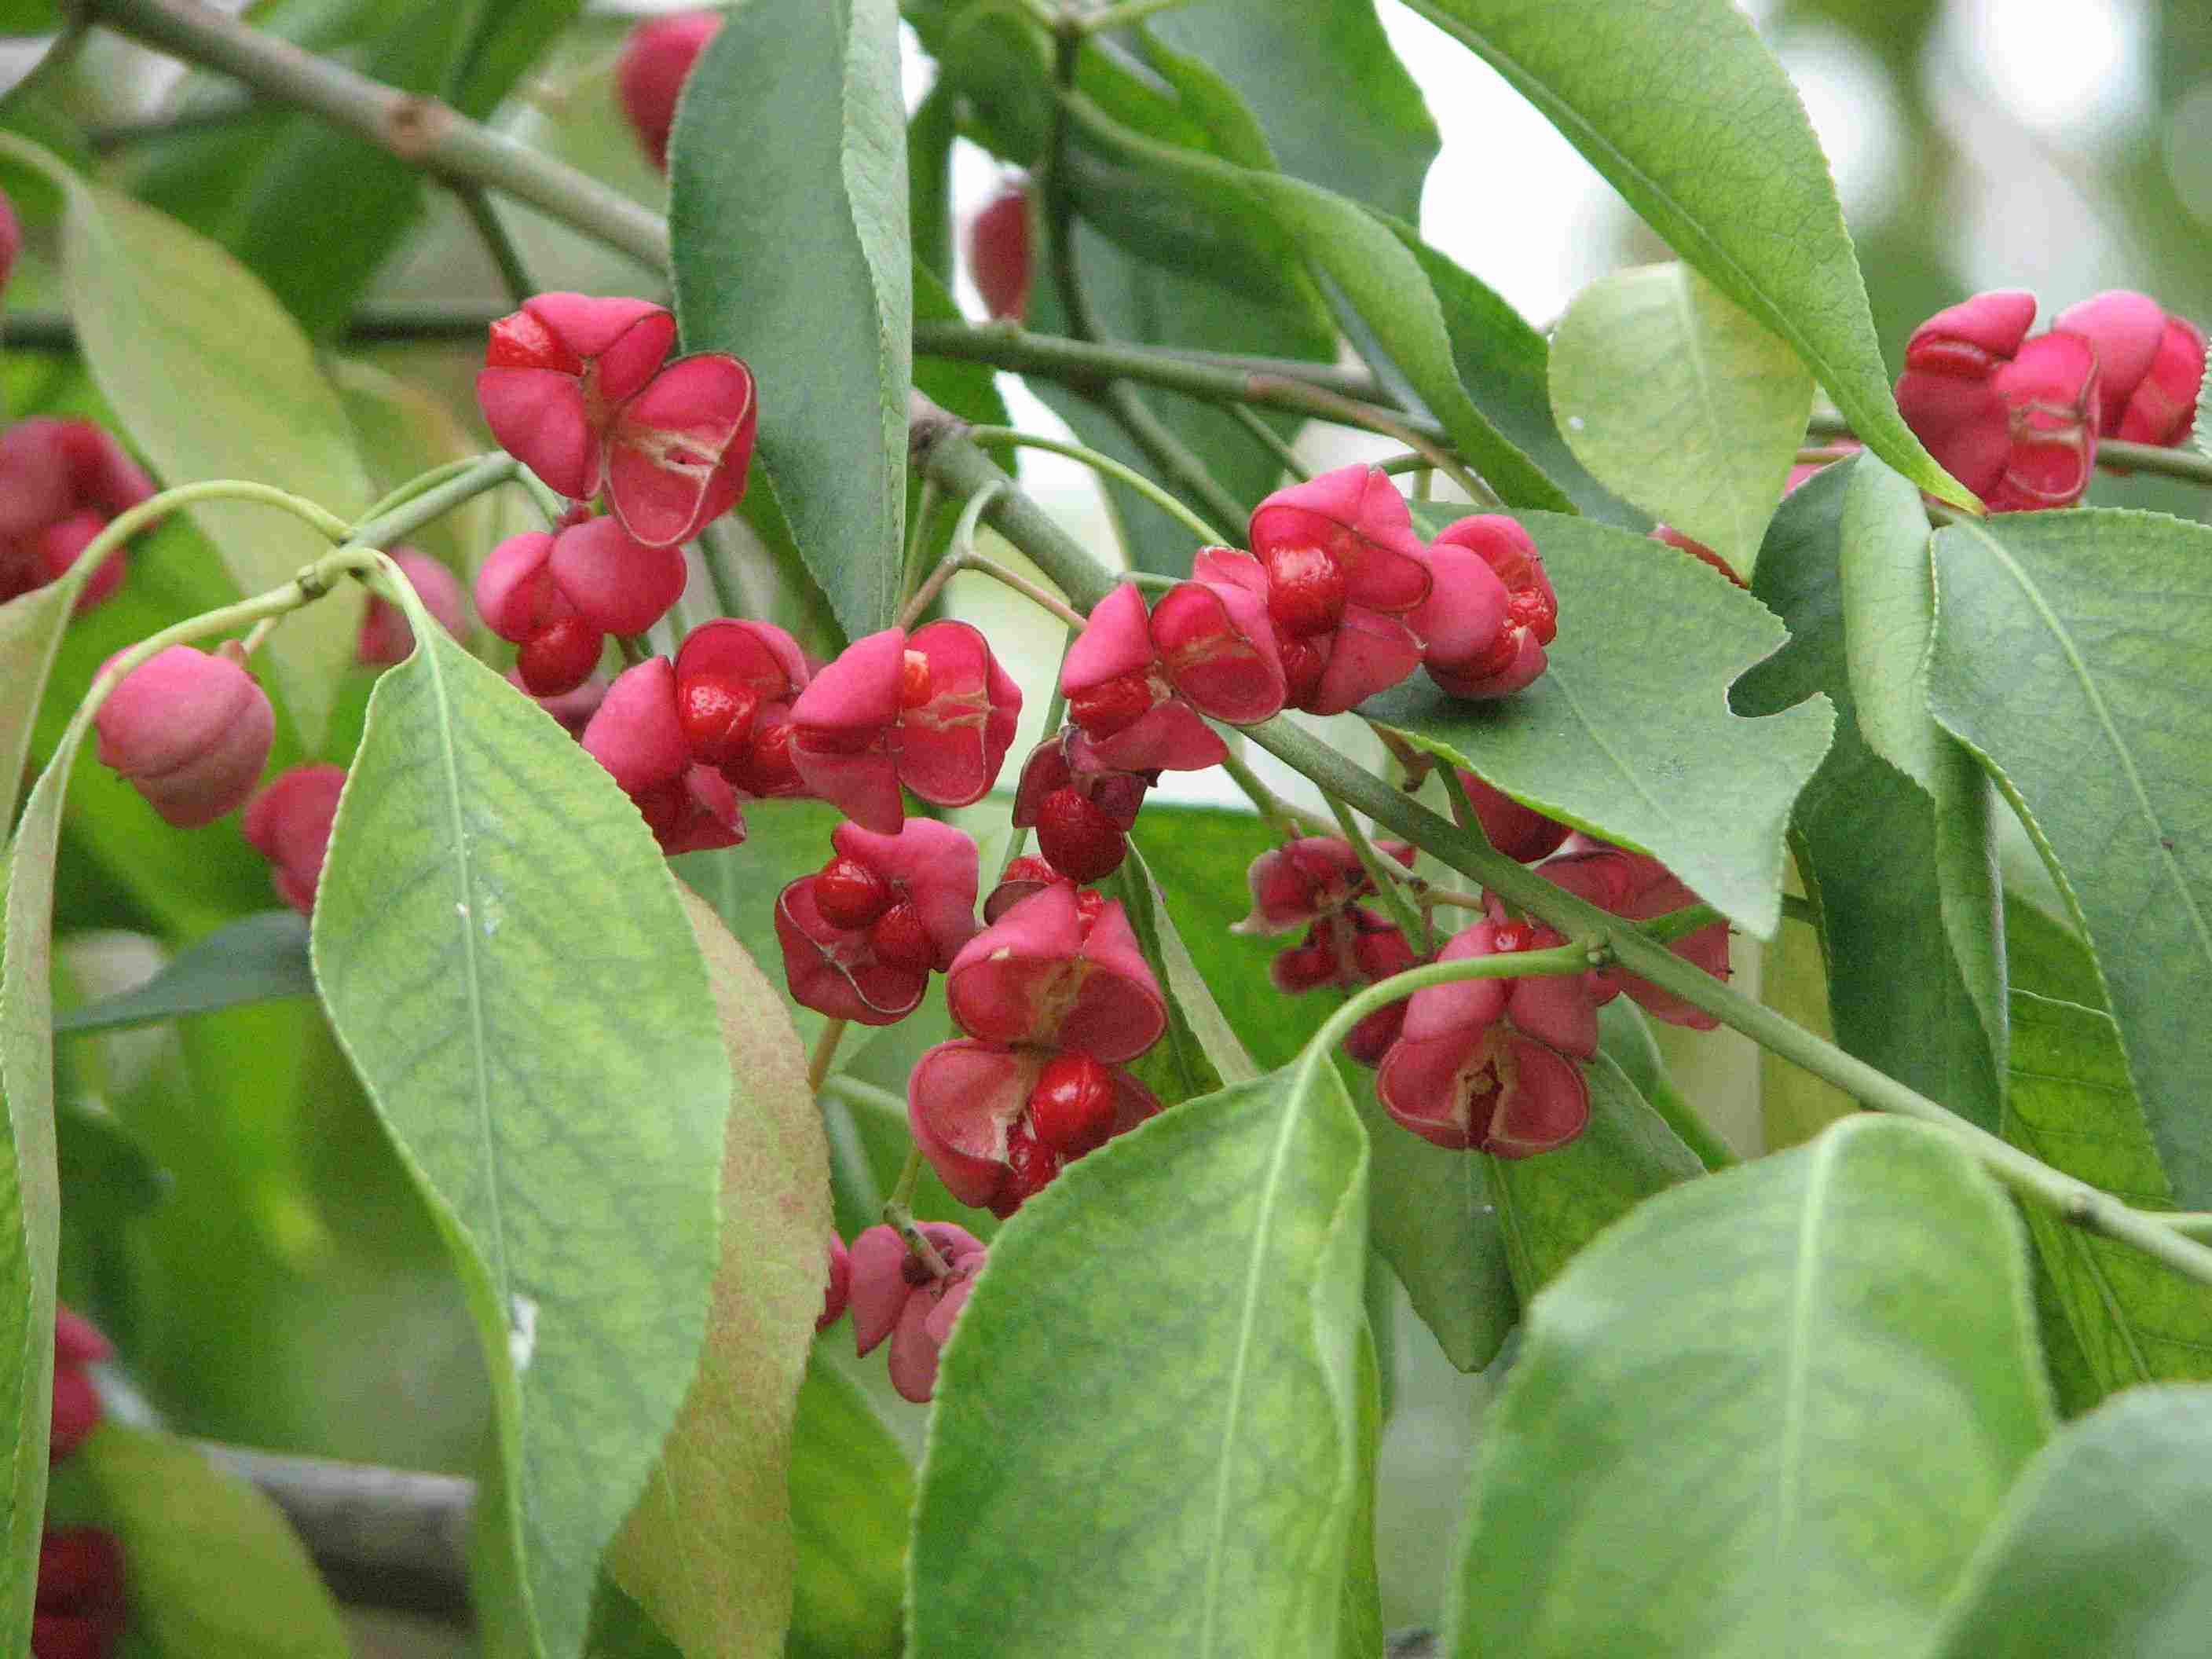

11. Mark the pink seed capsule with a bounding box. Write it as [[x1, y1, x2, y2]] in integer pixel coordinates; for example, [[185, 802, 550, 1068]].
[[94, 646, 273, 829]]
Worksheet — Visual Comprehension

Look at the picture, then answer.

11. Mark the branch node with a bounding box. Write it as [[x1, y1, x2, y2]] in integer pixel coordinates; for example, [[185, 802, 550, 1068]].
[[907, 390, 969, 471], [380, 93, 451, 164]]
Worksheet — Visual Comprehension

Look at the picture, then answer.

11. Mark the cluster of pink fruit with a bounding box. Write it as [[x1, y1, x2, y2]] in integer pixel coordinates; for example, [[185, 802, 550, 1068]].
[[38, 1308, 127, 1659], [815, 1222, 986, 1405], [1236, 778, 1726, 1156], [1896, 287, 2204, 511]]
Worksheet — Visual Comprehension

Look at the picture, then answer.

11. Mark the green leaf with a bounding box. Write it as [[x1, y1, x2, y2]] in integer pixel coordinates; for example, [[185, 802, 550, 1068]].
[[1104, 843, 1243, 1104], [311, 630, 731, 1659], [2007, 892, 2104, 1010], [908, 82, 957, 287], [1368, 511, 1836, 937], [1450, 1117, 2052, 1659], [1147, 0, 1438, 222], [1835, 455, 2006, 1066], [1399, 0, 1971, 511], [2004, 991, 2212, 1398], [66, 1425, 350, 1657], [1382, 221, 1642, 526], [671, 0, 910, 643], [610, 888, 831, 1659], [788, 1352, 910, 1659], [1926, 511, 2212, 1207], [1068, 97, 1573, 515], [911, 1059, 1372, 1658], [1132, 805, 1335, 1072], [1595, 998, 1731, 1170], [1486, 1051, 1703, 1295], [53, 911, 312, 1035], [1734, 458, 2004, 1130], [1346, 1063, 1514, 1373], [0, 575, 75, 832], [1549, 262, 1814, 574], [0, 732, 74, 1652], [0, 135, 374, 752], [129, 0, 584, 337], [56, 1098, 166, 1229], [1338, 1328, 1385, 1659], [0, 2, 57, 36], [1930, 1385, 2212, 1657]]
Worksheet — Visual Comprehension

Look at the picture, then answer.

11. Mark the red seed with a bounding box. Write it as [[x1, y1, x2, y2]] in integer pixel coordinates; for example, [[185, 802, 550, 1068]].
[[991, 1120, 1062, 1218], [814, 855, 893, 931], [868, 899, 936, 972], [1068, 669, 1157, 740], [1262, 543, 1348, 638], [1035, 787, 1129, 884], [516, 615, 603, 697], [1026, 1052, 1117, 1157], [676, 672, 761, 766]]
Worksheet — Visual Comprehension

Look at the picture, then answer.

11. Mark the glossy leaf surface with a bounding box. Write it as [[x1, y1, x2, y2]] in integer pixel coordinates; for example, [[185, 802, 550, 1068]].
[[671, 0, 910, 642]]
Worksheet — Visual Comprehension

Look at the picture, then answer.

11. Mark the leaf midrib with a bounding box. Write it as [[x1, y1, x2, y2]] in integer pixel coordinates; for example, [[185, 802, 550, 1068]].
[[1768, 1127, 1838, 1642], [1197, 1075, 1316, 1654], [415, 642, 518, 1325]]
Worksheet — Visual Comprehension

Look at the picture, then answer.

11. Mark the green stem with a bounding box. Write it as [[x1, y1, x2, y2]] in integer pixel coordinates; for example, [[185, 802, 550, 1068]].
[[451, 184, 535, 309], [961, 426, 1229, 547], [807, 1018, 849, 1097], [1780, 892, 1818, 928], [1301, 943, 1602, 1075], [84, 0, 672, 274], [357, 456, 492, 527], [1805, 412, 2212, 489], [918, 321, 1388, 404], [1077, 0, 1196, 31], [1214, 745, 1313, 841], [698, 521, 747, 621], [881, 1148, 951, 1278], [1246, 375, 1496, 506], [900, 475, 943, 608], [1641, 903, 1724, 946], [819, 1073, 908, 1124], [1226, 403, 1313, 481], [898, 481, 1007, 628], [1327, 795, 1426, 947]]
